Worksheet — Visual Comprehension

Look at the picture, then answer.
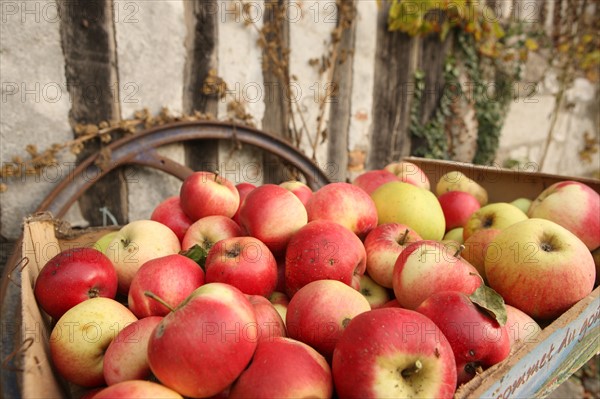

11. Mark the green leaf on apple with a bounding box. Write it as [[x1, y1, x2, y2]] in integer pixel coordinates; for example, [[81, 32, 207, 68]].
[[180, 244, 208, 271], [469, 285, 508, 326]]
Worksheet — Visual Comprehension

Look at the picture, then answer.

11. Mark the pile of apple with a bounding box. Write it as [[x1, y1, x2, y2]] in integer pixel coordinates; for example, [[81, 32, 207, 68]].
[[33, 161, 600, 399]]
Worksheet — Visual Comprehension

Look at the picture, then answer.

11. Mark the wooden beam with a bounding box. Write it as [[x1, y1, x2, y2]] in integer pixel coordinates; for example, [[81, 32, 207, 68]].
[[368, 3, 420, 170], [59, 0, 127, 226], [183, 0, 220, 172], [261, 0, 292, 184], [327, 0, 357, 183]]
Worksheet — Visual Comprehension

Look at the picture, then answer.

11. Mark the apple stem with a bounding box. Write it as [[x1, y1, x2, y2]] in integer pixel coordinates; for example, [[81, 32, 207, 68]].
[[144, 291, 175, 312], [398, 229, 410, 245], [401, 360, 423, 378], [214, 169, 220, 183], [454, 244, 465, 258]]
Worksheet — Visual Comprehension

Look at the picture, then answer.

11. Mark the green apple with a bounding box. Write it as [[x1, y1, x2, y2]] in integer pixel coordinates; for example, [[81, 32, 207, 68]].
[[485, 218, 596, 320], [371, 182, 445, 241], [93, 231, 118, 253], [443, 227, 464, 244], [463, 202, 528, 241], [510, 197, 532, 214]]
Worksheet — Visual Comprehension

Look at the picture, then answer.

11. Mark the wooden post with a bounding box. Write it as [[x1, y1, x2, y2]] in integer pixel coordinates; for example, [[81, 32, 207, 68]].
[[59, 0, 127, 226]]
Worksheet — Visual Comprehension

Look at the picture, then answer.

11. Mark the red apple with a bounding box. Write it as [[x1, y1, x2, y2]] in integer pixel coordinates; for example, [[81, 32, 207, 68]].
[[232, 182, 256, 225], [229, 337, 332, 399], [128, 254, 205, 318], [180, 171, 240, 221], [34, 247, 117, 320], [485, 218, 595, 319], [416, 290, 511, 385], [463, 202, 528, 241], [93, 380, 182, 398], [352, 169, 400, 195], [306, 182, 378, 239], [147, 283, 258, 398], [103, 316, 163, 385], [438, 191, 481, 232], [332, 308, 457, 398], [279, 180, 313, 206], [205, 236, 278, 297], [393, 240, 482, 310], [364, 223, 422, 288], [528, 180, 600, 250], [246, 295, 287, 343], [49, 298, 137, 387], [286, 279, 370, 359], [285, 220, 367, 297], [239, 184, 308, 256], [381, 298, 401, 308], [150, 196, 193, 243], [505, 304, 542, 348], [181, 215, 243, 251]]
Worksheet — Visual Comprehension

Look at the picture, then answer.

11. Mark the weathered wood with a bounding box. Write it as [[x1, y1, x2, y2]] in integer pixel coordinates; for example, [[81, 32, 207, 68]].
[[59, 0, 128, 226], [368, 2, 420, 170], [183, 0, 220, 172], [410, 32, 454, 156], [261, 0, 292, 184], [326, 0, 357, 183]]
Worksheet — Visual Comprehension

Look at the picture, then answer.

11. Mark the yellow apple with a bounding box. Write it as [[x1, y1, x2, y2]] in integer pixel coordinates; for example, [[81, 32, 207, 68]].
[[436, 171, 488, 206], [371, 182, 445, 241]]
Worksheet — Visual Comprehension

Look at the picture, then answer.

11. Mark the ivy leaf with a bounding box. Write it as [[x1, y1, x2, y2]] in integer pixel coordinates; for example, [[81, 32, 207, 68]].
[[469, 284, 508, 326], [525, 38, 539, 51], [180, 244, 208, 271]]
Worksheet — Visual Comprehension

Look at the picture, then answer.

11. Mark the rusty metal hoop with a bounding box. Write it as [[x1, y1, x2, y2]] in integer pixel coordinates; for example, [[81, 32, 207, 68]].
[[37, 120, 332, 218]]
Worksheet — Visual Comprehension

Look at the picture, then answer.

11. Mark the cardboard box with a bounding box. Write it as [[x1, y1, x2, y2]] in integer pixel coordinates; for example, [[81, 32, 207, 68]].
[[2, 157, 599, 398]]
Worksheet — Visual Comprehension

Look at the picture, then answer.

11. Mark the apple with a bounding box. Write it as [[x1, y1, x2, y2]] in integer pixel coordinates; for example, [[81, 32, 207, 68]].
[[510, 197, 532, 214], [286, 279, 370, 358], [461, 228, 502, 281], [463, 202, 528, 241], [93, 231, 118, 253], [205, 236, 278, 297], [364, 223, 422, 288], [180, 171, 240, 221], [371, 181, 446, 241], [332, 308, 457, 399], [247, 295, 287, 342], [443, 227, 464, 244], [285, 220, 367, 297], [438, 190, 481, 232], [279, 180, 313, 206], [436, 170, 488, 206], [147, 283, 258, 398], [416, 290, 511, 385], [505, 304, 542, 348], [93, 380, 183, 399], [49, 297, 137, 387], [229, 337, 333, 399], [103, 316, 163, 385], [239, 184, 308, 256], [384, 161, 431, 190], [34, 247, 118, 320], [150, 196, 193, 243], [181, 215, 243, 251], [381, 298, 401, 308], [306, 182, 378, 239], [393, 240, 482, 310], [352, 169, 400, 195], [232, 182, 256, 225], [269, 291, 290, 324], [485, 218, 596, 319], [128, 254, 205, 318], [106, 220, 181, 295], [359, 274, 391, 309], [528, 180, 600, 250]]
